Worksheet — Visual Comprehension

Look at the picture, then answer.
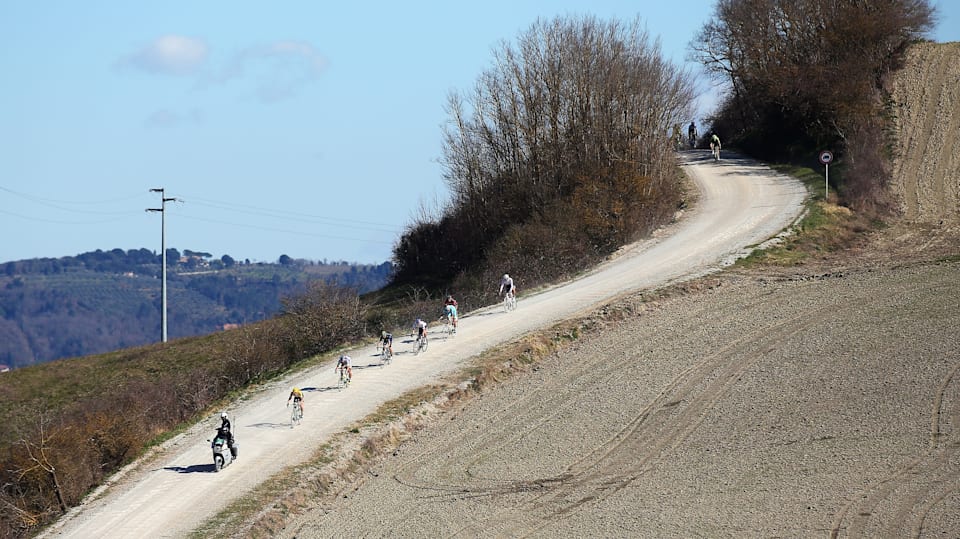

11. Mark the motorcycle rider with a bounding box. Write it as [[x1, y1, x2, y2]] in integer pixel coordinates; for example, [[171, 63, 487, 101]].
[[217, 411, 237, 458]]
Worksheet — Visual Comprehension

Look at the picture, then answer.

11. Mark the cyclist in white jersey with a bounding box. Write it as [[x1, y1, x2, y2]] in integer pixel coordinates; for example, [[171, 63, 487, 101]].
[[335, 354, 352, 382], [498, 274, 515, 298], [413, 318, 428, 341]]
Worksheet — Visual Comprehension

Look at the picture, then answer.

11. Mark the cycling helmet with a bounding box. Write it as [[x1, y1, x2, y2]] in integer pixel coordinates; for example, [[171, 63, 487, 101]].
[[503, 273, 509, 279], [293, 387, 300, 392], [381, 330, 387, 338], [221, 412, 228, 419]]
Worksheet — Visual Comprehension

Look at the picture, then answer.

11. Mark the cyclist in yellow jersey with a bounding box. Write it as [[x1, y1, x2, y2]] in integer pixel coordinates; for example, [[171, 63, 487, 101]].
[[287, 387, 304, 416]]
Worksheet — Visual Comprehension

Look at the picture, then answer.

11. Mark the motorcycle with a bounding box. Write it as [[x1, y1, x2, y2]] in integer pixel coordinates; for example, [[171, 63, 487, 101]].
[[210, 431, 238, 472]]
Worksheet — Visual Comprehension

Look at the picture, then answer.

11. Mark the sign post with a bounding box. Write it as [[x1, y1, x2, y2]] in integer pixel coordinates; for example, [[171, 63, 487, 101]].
[[819, 150, 833, 197]]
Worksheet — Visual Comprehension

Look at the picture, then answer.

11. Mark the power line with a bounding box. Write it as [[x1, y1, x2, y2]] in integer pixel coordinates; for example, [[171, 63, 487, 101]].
[[0, 186, 145, 214], [0, 208, 133, 225], [182, 195, 399, 230], [175, 213, 396, 244]]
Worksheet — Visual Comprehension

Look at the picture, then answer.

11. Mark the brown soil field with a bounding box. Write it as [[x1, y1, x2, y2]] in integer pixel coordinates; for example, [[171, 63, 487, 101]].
[[275, 43, 960, 538]]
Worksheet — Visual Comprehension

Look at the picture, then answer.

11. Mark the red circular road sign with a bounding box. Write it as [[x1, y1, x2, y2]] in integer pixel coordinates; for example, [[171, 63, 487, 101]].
[[819, 150, 833, 164]]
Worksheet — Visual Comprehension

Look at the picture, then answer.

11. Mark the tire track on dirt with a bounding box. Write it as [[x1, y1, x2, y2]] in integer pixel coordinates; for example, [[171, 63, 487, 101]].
[[830, 308, 960, 539], [393, 288, 851, 537], [440, 277, 942, 538], [891, 42, 960, 223]]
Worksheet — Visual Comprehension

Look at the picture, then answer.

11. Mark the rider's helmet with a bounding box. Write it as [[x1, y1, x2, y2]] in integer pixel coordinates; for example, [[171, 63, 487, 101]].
[[381, 330, 387, 338], [221, 412, 228, 420], [503, 273, 509, 279], [293, 387, 299, 392]]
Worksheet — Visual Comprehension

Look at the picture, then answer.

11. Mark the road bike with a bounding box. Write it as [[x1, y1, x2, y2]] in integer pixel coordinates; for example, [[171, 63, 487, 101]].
[[441, 314, 456, 338], [289, 400, 302, 428], [337, 367, 351, 390], [711, 141, 721, 161], [414, 332, 429, 355], [502, 292, 517, 312], [380, 343, 393, 366]]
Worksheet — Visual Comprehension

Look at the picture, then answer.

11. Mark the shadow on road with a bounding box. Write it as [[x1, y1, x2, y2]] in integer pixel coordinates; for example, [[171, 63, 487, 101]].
[[164, 464, 215, 474], [247, 421, 292, 430]]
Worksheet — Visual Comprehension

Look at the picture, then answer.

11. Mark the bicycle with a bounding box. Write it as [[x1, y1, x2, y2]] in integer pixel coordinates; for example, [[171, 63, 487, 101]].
[[502, 292, 517, 312], [440, 314, 456, 338], [337, 367, 351, 390], [711, 142, 721, 161], [414, 332, 429, 355], [380, 343, 393, 366], [289, 400, 302, 428]]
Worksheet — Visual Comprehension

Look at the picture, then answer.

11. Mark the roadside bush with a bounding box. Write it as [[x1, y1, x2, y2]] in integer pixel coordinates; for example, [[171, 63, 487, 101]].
[[0, 282, 371, 538], [690, 0, 936, 211], [392, 15, 693, 298], [279, 282, 367, 359]]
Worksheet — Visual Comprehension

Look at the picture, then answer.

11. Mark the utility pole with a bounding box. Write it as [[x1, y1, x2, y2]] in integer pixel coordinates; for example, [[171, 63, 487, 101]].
[[147, 188, 179, 343]]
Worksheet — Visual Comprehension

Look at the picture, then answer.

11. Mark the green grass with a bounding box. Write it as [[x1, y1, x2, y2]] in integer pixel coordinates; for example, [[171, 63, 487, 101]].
[[735, 163, 875, 268]]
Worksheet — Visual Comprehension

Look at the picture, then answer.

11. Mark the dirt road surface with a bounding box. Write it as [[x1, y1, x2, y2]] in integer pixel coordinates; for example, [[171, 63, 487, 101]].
[[286, 258, 960, 538], [279, 42, 960, 538], [38, 152, 806, 538]]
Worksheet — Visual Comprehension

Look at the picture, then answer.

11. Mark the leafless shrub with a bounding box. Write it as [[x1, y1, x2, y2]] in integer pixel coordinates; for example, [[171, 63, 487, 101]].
[[393, 14, 693, 295], [279, 282, 366, 359], [690, 0, 936, 207]]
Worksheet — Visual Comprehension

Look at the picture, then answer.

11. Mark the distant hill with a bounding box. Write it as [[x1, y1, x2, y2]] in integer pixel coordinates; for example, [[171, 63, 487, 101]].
[[0, 248, 392, 368]]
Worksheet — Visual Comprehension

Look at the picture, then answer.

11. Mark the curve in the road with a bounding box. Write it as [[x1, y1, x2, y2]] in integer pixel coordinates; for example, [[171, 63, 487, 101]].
[[40, 151, 807, 538]]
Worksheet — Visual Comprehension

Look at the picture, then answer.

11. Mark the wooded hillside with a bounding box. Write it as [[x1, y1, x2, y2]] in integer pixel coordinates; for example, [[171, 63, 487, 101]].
[[0, 248, 391, 368]]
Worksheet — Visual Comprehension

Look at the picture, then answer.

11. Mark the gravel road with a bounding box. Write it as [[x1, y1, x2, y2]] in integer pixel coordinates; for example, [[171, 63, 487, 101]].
[[284, 258, 960, 538], [39, 151, 805, 538], [43, 42, 960, 539], [281, 43, 960, 538]]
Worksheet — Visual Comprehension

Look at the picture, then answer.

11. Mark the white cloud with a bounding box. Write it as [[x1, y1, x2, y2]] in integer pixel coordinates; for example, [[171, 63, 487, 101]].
[[120, 36, 327, 103], [122, 35, 209, 76], [208, 40, 328, 102]]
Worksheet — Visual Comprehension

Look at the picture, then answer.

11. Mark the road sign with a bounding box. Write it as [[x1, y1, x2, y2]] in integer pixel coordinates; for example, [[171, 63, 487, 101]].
[[819, 150, 833, 164]]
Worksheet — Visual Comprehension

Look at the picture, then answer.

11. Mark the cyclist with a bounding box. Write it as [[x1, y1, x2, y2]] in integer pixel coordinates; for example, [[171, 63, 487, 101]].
[[379, 330, 394, 356], [687, 121, 698, 148], [335, 354, 352, 382], [498, 273, 516, 299], [414, 318, 428, 344], [443, 296, 458, 331], [710, 132, 721, 160], [287, 387, 304, 417]]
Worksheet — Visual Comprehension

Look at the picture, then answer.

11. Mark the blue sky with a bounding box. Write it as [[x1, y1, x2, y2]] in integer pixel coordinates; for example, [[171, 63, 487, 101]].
[[2, 2, 957, 265]]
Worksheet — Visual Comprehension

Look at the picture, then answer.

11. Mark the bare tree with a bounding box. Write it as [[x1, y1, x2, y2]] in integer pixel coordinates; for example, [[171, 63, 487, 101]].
[[395, 15, 694, 285], [690, 0, 936, 146]]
